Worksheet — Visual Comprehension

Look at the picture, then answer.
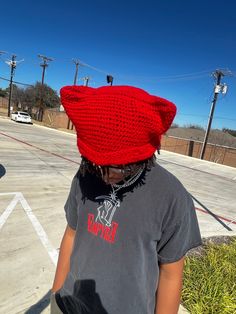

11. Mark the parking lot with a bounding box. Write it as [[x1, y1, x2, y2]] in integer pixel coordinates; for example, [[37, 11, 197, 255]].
[[0, 117, 236, 313]]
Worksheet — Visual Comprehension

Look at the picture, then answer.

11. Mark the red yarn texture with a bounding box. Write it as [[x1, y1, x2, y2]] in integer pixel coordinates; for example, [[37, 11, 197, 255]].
[[60, 85, 176, 165]]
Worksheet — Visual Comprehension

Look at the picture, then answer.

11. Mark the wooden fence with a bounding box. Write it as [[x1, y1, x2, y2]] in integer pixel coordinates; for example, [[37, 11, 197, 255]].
[[161, 136, 236, 168]]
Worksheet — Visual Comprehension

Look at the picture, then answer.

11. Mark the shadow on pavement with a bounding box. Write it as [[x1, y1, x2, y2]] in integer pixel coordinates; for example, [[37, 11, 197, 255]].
[[24, 290, 51, 314], [0, 164, 6, 178]]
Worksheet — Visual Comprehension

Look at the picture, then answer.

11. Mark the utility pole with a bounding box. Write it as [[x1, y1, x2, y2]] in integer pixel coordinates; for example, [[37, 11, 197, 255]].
[[72, 59, 82, 85], [6, 55, 17, 117], [5, 55, 24, 117], [200, 69, 231, 160], [66, 59, 82, 130], [38, 54, 53, 85], [38, 54, 54, 121], [82, 76, 90, 86]]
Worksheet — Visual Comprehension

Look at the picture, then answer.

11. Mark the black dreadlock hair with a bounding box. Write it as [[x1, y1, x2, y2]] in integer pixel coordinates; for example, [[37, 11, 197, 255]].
[[79, 155, 156, 178]]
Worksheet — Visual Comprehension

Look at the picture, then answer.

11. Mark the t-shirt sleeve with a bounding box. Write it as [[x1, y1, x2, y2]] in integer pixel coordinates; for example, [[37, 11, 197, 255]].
[[64, 174, 79, 230], [157, 191, 202, 264]]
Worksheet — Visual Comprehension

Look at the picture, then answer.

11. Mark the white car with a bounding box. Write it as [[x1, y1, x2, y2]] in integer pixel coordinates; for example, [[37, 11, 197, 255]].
[[11, 111, 32, 124]]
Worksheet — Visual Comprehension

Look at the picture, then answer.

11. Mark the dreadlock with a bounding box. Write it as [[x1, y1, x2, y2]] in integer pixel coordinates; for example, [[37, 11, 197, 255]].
[[79, 155, 156, 178]]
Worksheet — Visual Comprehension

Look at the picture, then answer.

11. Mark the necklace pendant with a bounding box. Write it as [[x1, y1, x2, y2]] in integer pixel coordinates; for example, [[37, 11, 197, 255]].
[[110, 189, 120, 207], [95, 189, 120, 227]]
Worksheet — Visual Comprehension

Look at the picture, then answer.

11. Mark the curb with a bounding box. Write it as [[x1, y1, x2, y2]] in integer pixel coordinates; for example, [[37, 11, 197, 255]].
[[33, 121, 76, 137]]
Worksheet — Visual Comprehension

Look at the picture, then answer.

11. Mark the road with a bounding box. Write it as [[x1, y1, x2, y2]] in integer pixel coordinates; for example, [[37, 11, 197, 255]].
[[0, 117, 235, 314]]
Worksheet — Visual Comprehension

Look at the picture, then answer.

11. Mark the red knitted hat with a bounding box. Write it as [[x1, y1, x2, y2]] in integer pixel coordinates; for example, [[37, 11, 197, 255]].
[[60, 85, 176, 165]]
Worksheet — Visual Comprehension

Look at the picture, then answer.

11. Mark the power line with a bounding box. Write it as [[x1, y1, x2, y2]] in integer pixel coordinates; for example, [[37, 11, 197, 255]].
[[214, 116, 236, 121], [114, 71, 212, 82], [72, 59, 84, 85], [74, 59, 108, 75], [0, 76, 33, 87], [0, 51, 7, 64], [0, 52, 217, 84], [65, 58, 213, 81], [177, 113, 236, 121]]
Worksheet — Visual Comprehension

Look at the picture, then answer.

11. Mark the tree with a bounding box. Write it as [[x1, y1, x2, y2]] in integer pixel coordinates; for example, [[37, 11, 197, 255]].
[[183, 124, 204, 131], [2, 84, 25, 108], [170, 123, 179, 129], [23, 82, 60, 109], [10, 84, 25, 106], [0, 83, 60, 114], [32, 82, 60, 108], [0, 88, 8, 97]]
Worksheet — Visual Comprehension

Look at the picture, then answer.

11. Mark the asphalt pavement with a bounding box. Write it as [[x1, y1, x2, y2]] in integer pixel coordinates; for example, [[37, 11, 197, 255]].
[[0, 117, 235, 314]]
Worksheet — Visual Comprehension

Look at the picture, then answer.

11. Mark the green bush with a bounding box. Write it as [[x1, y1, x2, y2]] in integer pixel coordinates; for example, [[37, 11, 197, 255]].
[[182, 238, 236, 314]]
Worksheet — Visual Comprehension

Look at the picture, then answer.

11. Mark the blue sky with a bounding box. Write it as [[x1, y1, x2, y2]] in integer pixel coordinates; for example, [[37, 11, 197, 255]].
[[0, 0, 236, 129]]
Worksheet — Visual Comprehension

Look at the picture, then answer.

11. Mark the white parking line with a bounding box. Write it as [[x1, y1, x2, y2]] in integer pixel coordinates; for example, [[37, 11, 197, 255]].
[[0, 192, 58, 266], [0, 193, 19, 230]]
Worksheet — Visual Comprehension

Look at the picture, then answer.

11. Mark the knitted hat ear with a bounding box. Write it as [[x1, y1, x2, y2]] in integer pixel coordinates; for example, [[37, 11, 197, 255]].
[[151, 96, 177, 135], [60, 85, 176, 165], [60, 86, 94, 126], [136, 95, 176, 150]]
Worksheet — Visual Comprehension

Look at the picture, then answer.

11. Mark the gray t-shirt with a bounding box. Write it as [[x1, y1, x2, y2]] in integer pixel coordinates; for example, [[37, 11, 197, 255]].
[[59, 162, 202, 314]]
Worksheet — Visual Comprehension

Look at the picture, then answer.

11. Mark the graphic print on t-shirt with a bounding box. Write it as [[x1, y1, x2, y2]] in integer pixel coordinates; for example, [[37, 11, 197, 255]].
[[87, 193, 120, 243]]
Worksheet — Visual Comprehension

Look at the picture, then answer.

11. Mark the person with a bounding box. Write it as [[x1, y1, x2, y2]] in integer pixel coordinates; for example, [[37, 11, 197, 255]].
[[51, 85, 202, 314]]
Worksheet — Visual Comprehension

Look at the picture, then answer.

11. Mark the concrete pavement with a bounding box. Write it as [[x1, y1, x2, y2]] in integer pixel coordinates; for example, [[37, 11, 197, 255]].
[[0, 117, 235, 314]]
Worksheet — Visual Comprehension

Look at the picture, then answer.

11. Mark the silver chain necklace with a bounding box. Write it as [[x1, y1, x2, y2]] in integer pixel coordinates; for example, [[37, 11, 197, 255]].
[[111, 164, 145, 194], [95, 165, 145, 226]]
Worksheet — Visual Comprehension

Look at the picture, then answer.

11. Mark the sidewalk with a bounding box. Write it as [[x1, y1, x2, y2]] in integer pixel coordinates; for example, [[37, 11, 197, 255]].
[[1, 116, 235, 314]]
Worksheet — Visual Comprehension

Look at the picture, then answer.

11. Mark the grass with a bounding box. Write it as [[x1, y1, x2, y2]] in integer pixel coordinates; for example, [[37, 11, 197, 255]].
[[182, 237, 236, 314]]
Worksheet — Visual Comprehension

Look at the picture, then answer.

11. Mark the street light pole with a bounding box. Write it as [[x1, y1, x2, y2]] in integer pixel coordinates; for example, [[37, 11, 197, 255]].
[[107, 75, 113, 86]]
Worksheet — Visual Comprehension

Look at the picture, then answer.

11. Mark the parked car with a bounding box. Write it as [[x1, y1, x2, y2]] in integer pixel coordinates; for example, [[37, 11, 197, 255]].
[[11, 111, 32, 124]]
